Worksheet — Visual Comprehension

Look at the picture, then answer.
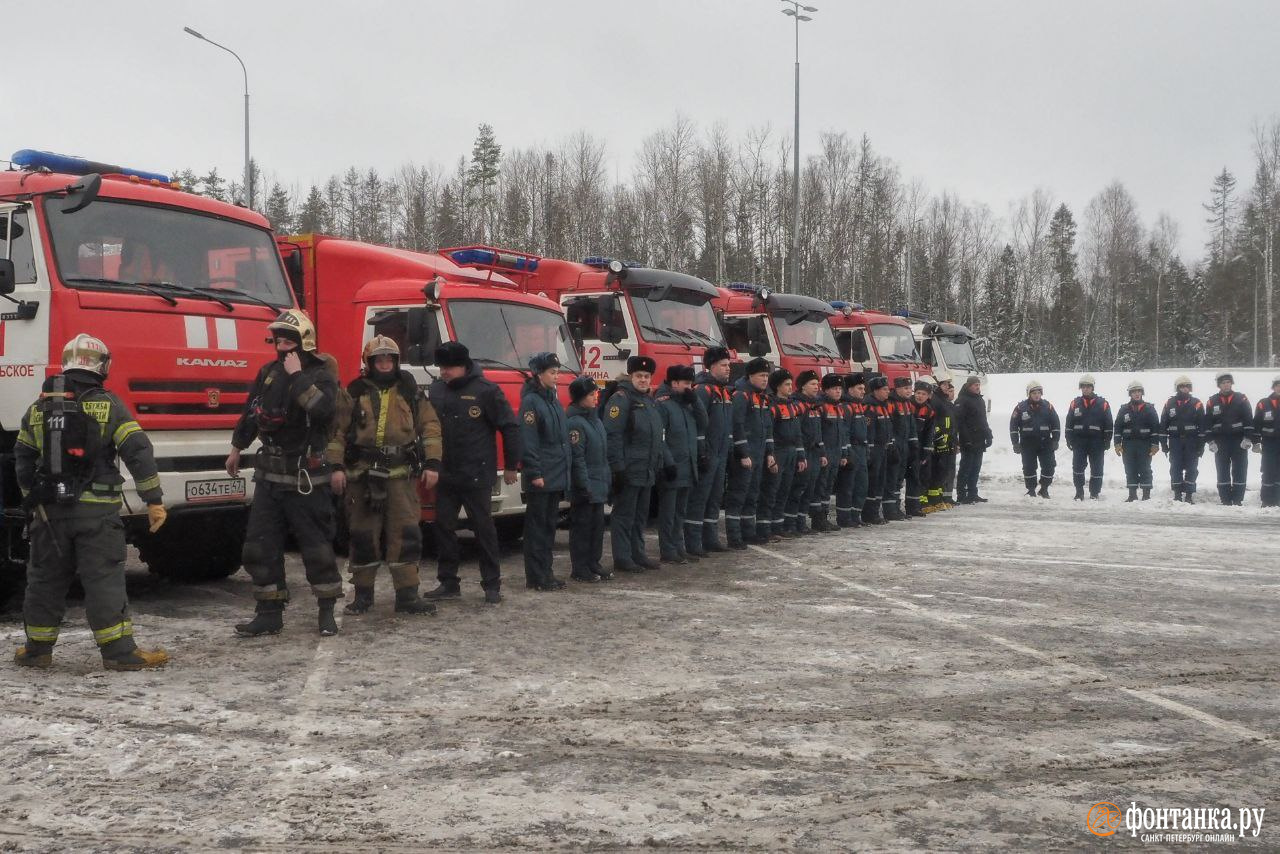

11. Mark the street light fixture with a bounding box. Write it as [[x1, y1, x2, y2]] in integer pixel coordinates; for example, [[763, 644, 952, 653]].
[[780, 1, 817, 292], [183, 26, 252, 209]]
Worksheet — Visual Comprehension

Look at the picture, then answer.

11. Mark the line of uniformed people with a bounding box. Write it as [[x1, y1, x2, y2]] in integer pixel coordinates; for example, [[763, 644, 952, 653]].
[[1011, 371, 1280, 506]]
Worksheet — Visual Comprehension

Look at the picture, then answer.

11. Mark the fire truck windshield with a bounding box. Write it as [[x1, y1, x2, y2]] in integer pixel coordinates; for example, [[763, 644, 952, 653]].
[[776, 315, 839, 358], [870, 323, 920, 362], [447, 300, 583, 373], [43, 198, 293, 307], [630, 292, 723, 347], [935, 337, 978, 372]]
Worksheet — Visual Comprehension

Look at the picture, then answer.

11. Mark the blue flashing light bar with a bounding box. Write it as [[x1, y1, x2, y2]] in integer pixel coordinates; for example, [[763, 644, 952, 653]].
[[449, 248, 539, 273], [582, 256, 642, 269], [726, 281, 763, 293], [12, 149, 171, 184], [830, 300, 866, 311]]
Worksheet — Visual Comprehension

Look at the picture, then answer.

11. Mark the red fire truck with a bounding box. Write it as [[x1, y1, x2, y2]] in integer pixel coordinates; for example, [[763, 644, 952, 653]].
[[714, 283, 840, 380], [435, 249, 728, 383], [0, 149, 296, 584], [828, 302, 931, 387], [277, 235, 580, 537]]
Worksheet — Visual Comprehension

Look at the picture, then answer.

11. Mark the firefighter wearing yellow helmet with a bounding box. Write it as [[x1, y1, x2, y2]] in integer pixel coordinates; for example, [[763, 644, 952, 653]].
[[13, 334, 170, 671], [227, 309, 344, 637], [326, 335, 442, 616]]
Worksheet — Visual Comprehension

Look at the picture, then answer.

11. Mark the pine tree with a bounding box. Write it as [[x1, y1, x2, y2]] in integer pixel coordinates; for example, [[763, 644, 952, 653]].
[[1047, 204, 1083, 369], [172, 168, 199, 194], [264, 183, 293, 233], [467, 124, 502, 243], [436, 185, 464, 249], [200, 168, 227, 202], [297, 185, 329, 234]]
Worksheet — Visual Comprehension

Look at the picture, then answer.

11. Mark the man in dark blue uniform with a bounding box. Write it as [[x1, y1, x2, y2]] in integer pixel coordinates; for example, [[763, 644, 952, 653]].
[[724, 358, 773, 549], [566, 377, 610, 581], [1253, 376, 1280, 507], [861, 374, 892, 525], [655, 364, 704, 563], [1205, 372, 1253, 505], [519, 352, 570, 591], [1160, 375, 1205, 503], [1009, 379, 1060, 498], [606, 356, 665, 571], [1064, 374, 1112, 500], [425, 342, 520, 604], [836, 373, 870, 527], [1114, 380, 1161, 501], [687, 347, 734, 556]]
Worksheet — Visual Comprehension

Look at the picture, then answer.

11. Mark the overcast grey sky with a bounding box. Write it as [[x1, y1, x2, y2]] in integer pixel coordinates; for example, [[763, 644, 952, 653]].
[[8, 0, 1278, 260]]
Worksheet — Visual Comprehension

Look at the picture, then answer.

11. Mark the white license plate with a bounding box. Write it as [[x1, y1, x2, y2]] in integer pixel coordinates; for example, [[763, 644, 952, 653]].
[[185, 477, 247, 503]]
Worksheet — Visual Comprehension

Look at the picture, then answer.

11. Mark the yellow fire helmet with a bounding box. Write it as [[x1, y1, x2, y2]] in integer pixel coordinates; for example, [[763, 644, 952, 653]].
[[266, 309, 317, 352], [362, 335, 400, 362], [61, 333, 111, 377]]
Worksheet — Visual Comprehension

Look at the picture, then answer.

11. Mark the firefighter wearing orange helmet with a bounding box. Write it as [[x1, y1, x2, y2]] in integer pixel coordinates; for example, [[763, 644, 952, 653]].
[[13, 334, 170, 671], [327, 335, 442, 616]]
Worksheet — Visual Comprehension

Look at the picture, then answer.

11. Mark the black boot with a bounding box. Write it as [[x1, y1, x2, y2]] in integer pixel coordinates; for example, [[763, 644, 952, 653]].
[[1141, 487, 1151, 501], [1125, 488, 1137, 503], [1184, 492, 1195, 505], [1173, 489, 1183, 502], [423, 583, 462, 600], [1037, 484, 1050, 498], [1025, 486, 1037, 498], [235, 601, 284, 637], [394, 587, 437, 615], [344, 586, 375, 615], [1074, 486, 1084, 501], [318, 598, 339, 636]]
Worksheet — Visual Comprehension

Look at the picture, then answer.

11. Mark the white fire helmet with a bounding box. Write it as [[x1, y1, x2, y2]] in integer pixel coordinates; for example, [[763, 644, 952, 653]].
[[61, 333, 111, 377]]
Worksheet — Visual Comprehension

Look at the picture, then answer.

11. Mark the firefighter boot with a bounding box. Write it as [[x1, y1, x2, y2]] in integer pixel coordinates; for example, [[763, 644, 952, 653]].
[[344, 587, 375, 615], [1074, 486, 1085, 501], [1126, 487, 1138, 503], [1173, 487, 1183, 502], [394, 587, 437, 615], [1184, 491, 1195, 505], [1038, 482, 1051, 498], [14, 644, 53, 669], [1142, 487, 1151, 501], [103, 648, 170, 671], [318, 599, 339, 636], [235, 601, 284, 637]]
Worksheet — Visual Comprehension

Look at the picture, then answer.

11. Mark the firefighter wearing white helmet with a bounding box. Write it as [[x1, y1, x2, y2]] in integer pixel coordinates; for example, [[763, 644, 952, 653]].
[[326, 335, 442, 616], [1009, 378, 1060, 498], [228, 308, 345, 637], [1115, 380, 1160, 501], [1205, 371, 1254, 505], [13, 334, 169, 671], [1064, 372, 1112, 499], [1160, 375, 1205, 503], [1251, 375, 1280, 506]]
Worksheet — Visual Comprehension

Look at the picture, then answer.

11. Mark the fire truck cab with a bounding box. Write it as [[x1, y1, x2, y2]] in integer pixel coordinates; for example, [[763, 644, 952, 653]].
[[278, 235, 580, 535], [0, 149, 296, 584], [828, 302, 931, 387], [903, 313, 988, 408], [714, 283, 840, 380], [441, 249, 728, 383]]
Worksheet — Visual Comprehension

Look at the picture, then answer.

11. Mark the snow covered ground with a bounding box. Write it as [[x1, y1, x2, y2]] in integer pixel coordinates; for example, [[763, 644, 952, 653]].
[[981, 368, 1279, 499]]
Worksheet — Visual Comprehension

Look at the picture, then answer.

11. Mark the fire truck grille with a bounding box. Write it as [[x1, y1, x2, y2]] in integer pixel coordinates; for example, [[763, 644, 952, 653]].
[[129, 380, 253, 393], [134, 402, 247, 416]]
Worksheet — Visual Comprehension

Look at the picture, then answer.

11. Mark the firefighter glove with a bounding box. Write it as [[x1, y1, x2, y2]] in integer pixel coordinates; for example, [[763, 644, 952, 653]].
[[1252, 442, 1262, 454], [1207, 441, 1218, 454], [1114, 443, 1123, 455], [1241, 438, 1254, 451], [1148, 445, 1159, 457], [147, 503, 168, 533]]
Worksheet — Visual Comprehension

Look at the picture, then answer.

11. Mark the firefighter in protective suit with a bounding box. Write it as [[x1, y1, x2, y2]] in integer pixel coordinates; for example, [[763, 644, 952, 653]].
[[1115, 380, 1161, 501], [228, 309, 344, 637], [1160, 376, 1205, 503], [14, 334, 169, 670], [1253, 377, 1280, 507], [329, 336, 442, 616]]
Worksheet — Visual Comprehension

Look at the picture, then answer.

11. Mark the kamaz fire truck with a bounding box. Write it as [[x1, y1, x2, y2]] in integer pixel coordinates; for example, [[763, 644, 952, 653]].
[[278, 235, 580, 538], [0, 149, 296, 583], [713, 282, 840, 380], [899, 310, 989, 409], [436, 249, 728, 382], [827, 302, 931, 387]]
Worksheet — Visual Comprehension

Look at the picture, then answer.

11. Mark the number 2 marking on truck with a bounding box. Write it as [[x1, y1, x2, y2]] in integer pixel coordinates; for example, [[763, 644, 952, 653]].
[[586, 346, 602, 370]]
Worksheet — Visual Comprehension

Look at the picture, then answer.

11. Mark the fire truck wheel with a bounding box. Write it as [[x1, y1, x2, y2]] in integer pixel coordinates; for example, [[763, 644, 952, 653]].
[[137, 509, 246, 582]]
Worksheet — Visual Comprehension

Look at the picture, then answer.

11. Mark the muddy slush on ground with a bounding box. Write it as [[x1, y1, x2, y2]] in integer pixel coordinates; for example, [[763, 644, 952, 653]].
[[0, 490, 1276, 851]]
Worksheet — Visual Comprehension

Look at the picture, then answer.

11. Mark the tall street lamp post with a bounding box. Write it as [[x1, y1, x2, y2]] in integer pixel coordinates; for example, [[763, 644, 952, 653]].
[[780, 1, 816, 292], [184, 26, 252, 209]]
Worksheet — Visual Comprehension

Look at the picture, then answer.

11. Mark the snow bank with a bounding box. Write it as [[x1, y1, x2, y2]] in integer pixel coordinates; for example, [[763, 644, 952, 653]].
[[978, 368, 1278, 494]]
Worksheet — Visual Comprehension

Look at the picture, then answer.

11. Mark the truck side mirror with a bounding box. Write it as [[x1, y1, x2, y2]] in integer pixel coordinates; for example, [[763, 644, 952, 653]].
[[598, 293, 626, 344], [60, 173, 102, 214], [0, 258, 14, 295], [746, 316, 770, 357], [284, 249, 305, 308], [404, 307, 441, 365]]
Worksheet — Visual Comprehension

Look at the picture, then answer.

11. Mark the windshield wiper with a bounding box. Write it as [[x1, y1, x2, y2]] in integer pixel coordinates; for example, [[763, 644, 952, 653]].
[[63, 276, 179, 307], [192, 285, 279, 312], [640, 324, 691, 349], [681, 327, 722, 347], [142, 280, 235, 311]]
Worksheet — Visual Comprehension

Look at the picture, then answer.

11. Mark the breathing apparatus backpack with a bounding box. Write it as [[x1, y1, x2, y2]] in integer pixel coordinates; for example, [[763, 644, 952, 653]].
[[31, 375, 105, 506]]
